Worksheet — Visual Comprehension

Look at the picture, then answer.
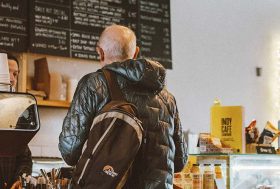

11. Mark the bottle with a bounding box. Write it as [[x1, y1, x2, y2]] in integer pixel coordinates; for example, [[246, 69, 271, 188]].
[[214, 164, 222, 179], [190, 164, 202, 189], [203, 164, 215, 189], [214, 164, 222, 189]]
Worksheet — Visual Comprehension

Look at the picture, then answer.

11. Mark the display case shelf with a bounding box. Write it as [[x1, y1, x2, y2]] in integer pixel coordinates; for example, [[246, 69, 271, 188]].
[[37, 100, 70, 108], [189, 154, 280, 189]]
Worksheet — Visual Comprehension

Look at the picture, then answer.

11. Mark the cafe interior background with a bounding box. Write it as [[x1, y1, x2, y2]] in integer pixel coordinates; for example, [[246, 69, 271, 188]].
[[2, 0, 280, 159]]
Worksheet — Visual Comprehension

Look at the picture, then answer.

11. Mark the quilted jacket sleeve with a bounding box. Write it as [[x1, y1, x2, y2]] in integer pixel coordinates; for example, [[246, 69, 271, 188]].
[[173, 100, 188, 172], [58, 73, 102, 166]]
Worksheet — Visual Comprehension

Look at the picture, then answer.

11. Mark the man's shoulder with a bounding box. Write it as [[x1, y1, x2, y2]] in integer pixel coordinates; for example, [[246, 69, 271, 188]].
[[81, 71, 103, 81], [79, 71, 105, 85], [158, 88, 176, 102]]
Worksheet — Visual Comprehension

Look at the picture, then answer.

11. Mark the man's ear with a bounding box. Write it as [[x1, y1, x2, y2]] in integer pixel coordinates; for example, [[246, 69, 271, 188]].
[[96, 46, 105, 62], [133, 46, 140, 59]]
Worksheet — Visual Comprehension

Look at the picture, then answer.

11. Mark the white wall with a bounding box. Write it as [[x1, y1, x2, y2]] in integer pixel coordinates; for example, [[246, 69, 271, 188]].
[[29, 1, 280, 157], [168, 0, 280, 134]]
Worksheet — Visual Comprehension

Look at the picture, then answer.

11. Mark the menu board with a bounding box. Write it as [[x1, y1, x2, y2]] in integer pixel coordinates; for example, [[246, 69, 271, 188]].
[[29, 0, 70, 57], [138, 0, 172, 69], [70, 0, 129, 60], [0, 0, 28, 52], [1, 0, 172, 68]]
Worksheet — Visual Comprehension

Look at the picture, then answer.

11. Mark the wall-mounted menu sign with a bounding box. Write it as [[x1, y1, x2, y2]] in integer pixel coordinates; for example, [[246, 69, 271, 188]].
[[29, 0, 70, 57], [1, 0, 172, 68], [0, 0, 28, 52], [137, 0, 172, 69]]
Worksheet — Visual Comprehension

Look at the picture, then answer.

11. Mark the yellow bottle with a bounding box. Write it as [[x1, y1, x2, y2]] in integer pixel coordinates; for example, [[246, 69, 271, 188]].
[[190, 164, 202, 189], [214, 164, 222, 179], [203, 164, 214, 189], [214, 164, 223, 189]]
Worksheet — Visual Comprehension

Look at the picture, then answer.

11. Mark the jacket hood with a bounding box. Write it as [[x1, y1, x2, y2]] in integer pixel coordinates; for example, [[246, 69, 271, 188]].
[[103, 59, 166, 93]]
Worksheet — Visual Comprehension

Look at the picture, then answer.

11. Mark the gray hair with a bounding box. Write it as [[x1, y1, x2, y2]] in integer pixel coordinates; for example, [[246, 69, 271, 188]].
[[98, 25, 136, 61]]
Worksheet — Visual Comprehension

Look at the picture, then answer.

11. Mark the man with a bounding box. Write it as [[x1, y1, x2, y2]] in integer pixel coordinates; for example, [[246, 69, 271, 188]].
[[59, 24, 187, 189], [0, 53, 33, 189], [8, 55, 20, 92]]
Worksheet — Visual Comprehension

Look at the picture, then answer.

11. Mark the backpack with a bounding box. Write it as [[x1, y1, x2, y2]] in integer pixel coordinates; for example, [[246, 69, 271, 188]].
[[71, 69, 143, 189]]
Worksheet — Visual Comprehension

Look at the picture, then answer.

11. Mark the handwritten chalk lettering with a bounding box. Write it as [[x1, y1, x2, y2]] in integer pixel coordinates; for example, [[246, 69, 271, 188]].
[[141, 47, 151, 52], [72, 52, 97, 59], [71, 39, 79, 43], [0, 18, 26, 32], [90, 35, 99, 40], [35, 27, 67, 40], [0, 35, 18, 43], [140, 15, 162, 23], [74, 52, 88, 59], [1, 2, 19, 12], [140, 25, 156, 35], [141, 34, 152, 41], [72, 1, 86, 7], [0, 22, 9, 29], [140, 1, 160, 8], [35, 15, 59, 25], [32, 43, 47, 48], [10, 23, 25, 32], [49, 44, 67, 50], [83, 45, 94, 51], [73, 12, 87, 18], [140, 5, 162, 14], [89, 54, 97, 59], [53, 8, 68, 16], [0, 41, 13, 47], [163, 37, 170, 43], [163, 50, 170, 56], [88, 14, 99, 20], [72, 45, 82, 50], [35, 5, 45, 13]]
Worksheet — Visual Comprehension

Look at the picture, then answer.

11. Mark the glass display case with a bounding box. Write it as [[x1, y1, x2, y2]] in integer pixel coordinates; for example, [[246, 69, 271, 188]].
[[230, 154, 280, 189], [190, 154, 280, 189]]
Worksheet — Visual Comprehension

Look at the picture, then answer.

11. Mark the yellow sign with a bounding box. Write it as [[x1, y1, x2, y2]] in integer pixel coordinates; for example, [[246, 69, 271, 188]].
[[211, 104, 243, 153]]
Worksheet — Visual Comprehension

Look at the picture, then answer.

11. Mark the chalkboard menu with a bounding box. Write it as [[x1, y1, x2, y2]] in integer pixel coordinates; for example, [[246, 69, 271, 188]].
[[29, 0, 70, 56], [138, 0, 172, 69], [0, 0, 28, 52], [1, 0, 172, 68]]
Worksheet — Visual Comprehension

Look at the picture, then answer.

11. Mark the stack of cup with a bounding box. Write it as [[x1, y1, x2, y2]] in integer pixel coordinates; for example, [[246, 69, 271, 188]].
[[67, 78, 78, 102], [0, 53, 10, 91]]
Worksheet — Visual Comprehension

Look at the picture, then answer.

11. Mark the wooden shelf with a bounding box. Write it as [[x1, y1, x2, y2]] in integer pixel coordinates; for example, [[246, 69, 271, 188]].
[[37, 99, 70, 108]]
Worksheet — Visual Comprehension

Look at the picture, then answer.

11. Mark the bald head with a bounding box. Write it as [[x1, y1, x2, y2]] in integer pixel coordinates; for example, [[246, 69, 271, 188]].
[[97, 25, 138, 66]]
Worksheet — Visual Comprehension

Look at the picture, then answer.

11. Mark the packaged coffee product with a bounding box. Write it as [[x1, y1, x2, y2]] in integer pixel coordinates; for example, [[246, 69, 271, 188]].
[[258, 121, 280, 144], [245, 120, 259, 144]]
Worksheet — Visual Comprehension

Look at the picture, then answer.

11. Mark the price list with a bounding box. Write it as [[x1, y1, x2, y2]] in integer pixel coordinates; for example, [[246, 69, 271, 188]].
[[29, 0, 70, 57], [2, 0, 172, 68], [70, 0, 128, 59], [0, 0, 28, 52], [138, 0, 172, 69]]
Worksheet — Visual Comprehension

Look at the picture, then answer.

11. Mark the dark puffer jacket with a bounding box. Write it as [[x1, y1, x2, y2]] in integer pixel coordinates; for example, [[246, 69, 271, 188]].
[[59, 59, 187, 189]]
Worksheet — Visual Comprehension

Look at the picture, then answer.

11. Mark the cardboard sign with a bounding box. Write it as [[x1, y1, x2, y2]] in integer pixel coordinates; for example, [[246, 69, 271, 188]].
[[211, 104, 243, 153]]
